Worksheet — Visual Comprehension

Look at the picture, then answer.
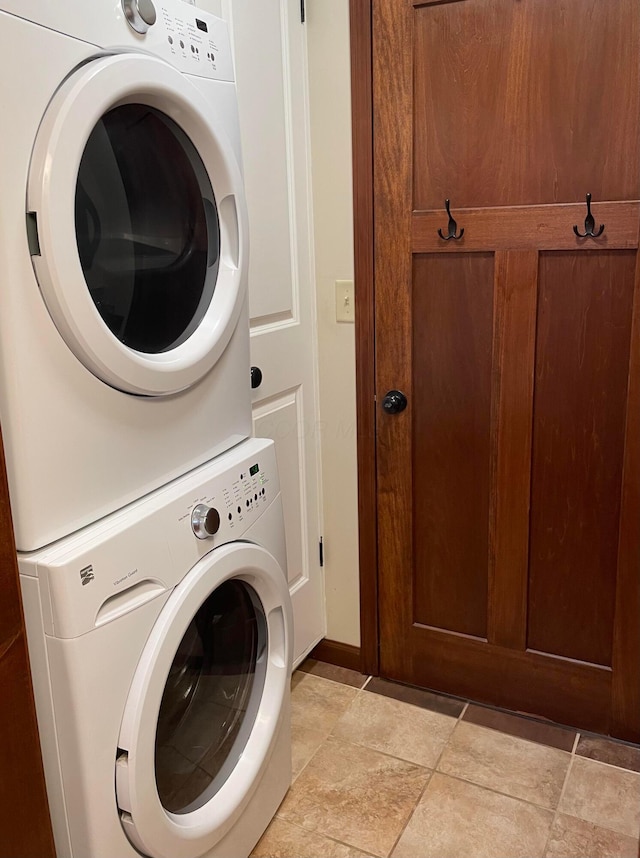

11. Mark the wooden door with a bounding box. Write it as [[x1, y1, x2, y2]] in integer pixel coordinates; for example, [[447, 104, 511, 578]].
[[374, 0, 640, 741]]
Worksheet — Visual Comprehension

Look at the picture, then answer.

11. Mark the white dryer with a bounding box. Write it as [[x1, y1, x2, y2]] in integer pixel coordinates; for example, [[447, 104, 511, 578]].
[[19, 437, 292, 858], [0, 0, 252, 551]]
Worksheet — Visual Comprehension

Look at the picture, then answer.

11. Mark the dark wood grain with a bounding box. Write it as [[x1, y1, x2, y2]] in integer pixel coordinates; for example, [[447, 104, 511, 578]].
[[374, 0, 414, 680], [413, 0, 640, 209], [350, 0, 379, 677], [412, 203, 640, 253], [487, 251, 538, 650], [395, 624, 612, 735], [0, 424, 55, 858], [412, 253, 494, 637], [528, 251, 636, 667], [611, 253, 640, 743]]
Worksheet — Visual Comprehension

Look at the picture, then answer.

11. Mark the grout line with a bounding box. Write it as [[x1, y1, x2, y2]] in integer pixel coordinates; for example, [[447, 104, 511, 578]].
[[361, 675, 373, 690], [432, 770, 564, 815], [458, 701, 469, 721], [568, 753, 640, 777], [541, 752, 575, 858], [386, 769, 434, 858], [454, 716, 578, 756], [571, 732, 581, 755], [275, 816, 383, 858]]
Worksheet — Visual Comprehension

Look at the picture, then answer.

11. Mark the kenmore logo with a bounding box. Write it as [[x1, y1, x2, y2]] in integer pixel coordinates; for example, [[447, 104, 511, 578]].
[[80, 565, 95, 586]]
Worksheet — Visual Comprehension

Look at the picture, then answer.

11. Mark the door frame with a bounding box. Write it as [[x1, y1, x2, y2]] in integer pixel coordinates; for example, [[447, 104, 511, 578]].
[[350, 0, 379, 676]]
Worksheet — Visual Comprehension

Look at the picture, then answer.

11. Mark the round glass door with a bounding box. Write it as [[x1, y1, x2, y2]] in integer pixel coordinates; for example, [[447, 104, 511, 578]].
[[28, 54, 248, 396], [154, 580, 266, 815], [76, 104, 220, 355], [116, 542, 291, 858]]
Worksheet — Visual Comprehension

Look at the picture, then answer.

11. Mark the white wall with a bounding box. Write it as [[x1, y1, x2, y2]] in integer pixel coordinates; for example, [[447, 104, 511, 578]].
[[306, 1, 360, 647]]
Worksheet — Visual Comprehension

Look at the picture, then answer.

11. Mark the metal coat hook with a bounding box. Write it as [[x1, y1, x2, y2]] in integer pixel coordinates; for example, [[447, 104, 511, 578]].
[[573, 193, 605, 238], [438, 199, 464, 241]]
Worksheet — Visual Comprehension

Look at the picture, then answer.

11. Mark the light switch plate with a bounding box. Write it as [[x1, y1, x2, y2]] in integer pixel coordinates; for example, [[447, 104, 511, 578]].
[[335, 280, 355, 323]]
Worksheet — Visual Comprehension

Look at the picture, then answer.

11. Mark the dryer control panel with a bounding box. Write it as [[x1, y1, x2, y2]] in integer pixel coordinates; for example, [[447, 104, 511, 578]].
[[0, 0, 234, 81], [155, 2, 234, 81]]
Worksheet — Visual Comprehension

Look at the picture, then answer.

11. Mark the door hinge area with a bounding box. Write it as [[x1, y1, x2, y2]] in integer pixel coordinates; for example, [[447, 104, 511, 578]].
[[319, 537, 324, 567], [300, 0, 305, 23]]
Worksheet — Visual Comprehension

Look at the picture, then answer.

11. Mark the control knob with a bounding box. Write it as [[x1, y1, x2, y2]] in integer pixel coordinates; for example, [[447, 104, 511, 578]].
[[122, 0, 157, 34], [191, 504, 220, 540]]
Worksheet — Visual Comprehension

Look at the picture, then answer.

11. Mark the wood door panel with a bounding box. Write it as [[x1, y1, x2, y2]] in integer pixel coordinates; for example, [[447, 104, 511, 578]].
[[413, 253, 494, 637], [487, 250, 538, 650], [611, 257, 640, 741], [527, 251, 636, 666], [394, 625, 611, 735], [371, 0, 640, 740], [413, 0, 640, 209]]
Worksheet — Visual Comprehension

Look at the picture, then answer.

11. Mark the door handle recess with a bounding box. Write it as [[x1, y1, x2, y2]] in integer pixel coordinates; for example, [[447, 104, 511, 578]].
[[382, 390, 407, 414]]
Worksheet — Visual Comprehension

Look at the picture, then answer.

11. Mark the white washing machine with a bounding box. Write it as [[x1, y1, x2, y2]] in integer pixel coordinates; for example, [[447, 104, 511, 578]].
[[19, 437, 292, 858], [0, 0, 252, 551]]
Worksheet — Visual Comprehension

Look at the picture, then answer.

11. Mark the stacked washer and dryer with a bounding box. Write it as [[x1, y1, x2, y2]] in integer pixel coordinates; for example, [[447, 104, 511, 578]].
[[0, 2, 293, 857]]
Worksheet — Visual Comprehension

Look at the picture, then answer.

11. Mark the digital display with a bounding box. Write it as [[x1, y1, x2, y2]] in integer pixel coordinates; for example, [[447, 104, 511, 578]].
[[249, 463, 260, 477], [196, 18, 208, 32]]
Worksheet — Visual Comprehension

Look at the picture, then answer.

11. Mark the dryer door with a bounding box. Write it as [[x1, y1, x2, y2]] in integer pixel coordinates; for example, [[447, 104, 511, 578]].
[[116, 542, 291, 858], [27, 53, 248, 396]]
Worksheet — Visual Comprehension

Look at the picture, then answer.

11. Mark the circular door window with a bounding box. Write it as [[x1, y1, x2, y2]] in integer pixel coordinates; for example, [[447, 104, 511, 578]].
[[76, 104, 220, 355], [155, 580, 266, 815], [116, 543, 291, 858], [28, 53, 248, 396]]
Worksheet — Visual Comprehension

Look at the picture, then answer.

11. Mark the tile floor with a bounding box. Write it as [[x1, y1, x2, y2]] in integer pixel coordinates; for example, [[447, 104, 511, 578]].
[[251, 660, 640, 858]]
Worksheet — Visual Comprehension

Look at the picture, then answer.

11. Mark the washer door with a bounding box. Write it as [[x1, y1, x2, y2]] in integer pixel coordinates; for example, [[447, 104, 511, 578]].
[[27, 53, 248, 396], [116, 542, 291, 858]]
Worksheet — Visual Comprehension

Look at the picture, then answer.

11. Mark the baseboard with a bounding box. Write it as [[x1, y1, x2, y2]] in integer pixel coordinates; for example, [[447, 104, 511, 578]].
[[309, 638, 362, 673]]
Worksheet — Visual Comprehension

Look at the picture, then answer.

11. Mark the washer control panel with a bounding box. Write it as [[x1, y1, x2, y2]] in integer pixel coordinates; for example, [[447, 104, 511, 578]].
[[181, 450, 274, 545], [18, 439, 279, 639]]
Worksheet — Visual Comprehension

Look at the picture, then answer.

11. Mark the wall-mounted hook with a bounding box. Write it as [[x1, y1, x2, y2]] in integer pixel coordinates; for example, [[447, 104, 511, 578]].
[[438, 199, 464, 241], [573, 193, 605, 238]]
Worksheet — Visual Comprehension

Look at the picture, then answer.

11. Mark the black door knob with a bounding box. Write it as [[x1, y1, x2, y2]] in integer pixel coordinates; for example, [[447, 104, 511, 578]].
[[382, 390, 407, 414], [250, 366, 263, 389]]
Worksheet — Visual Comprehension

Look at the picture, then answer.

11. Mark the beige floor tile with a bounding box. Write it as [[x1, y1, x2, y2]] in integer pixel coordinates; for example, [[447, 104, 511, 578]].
[[290, 672, 359, 778], [559, 757, 640, 838], [278, 737, 430, 858], [332, 689, 457, 768], [545, 813, 639, 858], [392, 772, 553, 858], [251, 818, 375, 858], [437, 721, 571, 808]]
